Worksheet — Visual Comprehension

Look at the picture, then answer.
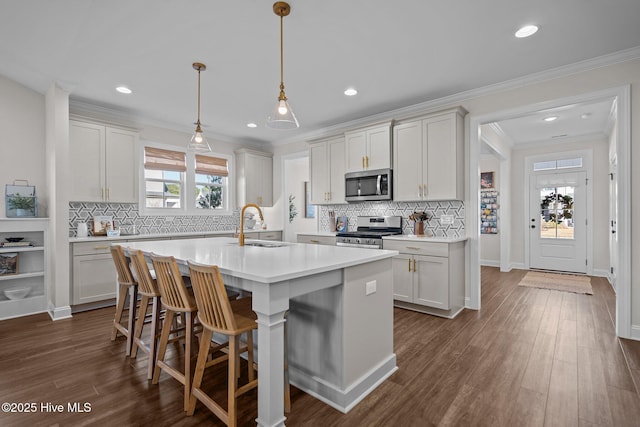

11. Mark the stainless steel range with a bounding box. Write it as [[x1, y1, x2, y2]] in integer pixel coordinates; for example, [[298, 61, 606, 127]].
[[335, 216, 402, 249]]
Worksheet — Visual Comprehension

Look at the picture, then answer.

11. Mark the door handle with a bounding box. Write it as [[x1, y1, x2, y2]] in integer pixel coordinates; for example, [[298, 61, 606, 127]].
[[531, 225, 536, 229], [611, 230, 616, 234]]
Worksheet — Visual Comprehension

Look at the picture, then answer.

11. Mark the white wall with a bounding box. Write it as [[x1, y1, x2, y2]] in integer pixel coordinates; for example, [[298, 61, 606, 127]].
[[0, 75, 46, 215], [479, 154, 501, 265], [283, 156, 317, 242]]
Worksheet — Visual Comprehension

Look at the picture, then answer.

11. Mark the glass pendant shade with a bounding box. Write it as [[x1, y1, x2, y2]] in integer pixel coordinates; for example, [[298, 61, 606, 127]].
[[188, 124, 211, 152], [267, 98, 298, 129]]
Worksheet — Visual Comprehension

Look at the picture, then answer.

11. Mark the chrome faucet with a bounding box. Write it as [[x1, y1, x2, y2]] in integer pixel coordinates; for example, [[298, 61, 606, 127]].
[[239, 203, 264, 246]]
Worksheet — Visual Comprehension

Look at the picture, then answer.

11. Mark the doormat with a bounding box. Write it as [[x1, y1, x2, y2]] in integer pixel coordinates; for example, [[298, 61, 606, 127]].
[[517, 271, 593, 295]]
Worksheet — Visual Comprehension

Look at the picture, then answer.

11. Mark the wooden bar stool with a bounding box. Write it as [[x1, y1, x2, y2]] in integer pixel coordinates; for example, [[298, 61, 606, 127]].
[[186, 260, 258, 426], [110, 245, 138, 356], [186, 261, 292, 425], [128, 249, 162, 380], [150, 254, 199, 412]]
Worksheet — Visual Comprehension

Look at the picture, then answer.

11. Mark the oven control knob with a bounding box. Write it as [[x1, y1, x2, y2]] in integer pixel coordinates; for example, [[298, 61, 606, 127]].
[[355, 238, 361, 244]]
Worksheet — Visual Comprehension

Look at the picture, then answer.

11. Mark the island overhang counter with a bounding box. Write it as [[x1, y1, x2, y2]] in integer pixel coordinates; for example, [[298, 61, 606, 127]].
[[123, 237, 398, 427]]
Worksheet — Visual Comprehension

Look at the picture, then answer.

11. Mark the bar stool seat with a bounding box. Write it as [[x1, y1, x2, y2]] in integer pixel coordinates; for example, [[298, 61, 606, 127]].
[[110, 245, 138, 356]]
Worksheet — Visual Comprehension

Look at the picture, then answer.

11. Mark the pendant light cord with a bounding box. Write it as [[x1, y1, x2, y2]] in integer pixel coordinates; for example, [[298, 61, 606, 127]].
[[196, 67, 202, 126], [280, 13, 284, 86]]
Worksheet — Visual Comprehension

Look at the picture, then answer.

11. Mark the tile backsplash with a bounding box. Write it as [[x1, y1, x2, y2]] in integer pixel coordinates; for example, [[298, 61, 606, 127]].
[[319, 200, 465, 238], [68, 202, 239, 237]]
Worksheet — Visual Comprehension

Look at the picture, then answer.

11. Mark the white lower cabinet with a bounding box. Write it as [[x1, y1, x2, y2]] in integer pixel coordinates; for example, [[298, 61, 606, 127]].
[[384, 239, 465, 318]]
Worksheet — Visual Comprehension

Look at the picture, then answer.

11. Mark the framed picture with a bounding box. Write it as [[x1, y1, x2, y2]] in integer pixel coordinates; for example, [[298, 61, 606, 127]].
[[481, 171, 495, 189], [304, 181, 315, 218], [0, 252, 18, 275], [92, 215, 113, 236]]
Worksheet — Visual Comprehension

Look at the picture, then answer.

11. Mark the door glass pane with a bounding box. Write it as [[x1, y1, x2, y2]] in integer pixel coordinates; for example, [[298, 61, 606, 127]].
[[539, 185, 575, 239]]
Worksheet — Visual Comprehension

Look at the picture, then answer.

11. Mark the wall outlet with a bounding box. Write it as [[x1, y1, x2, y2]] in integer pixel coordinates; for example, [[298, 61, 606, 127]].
[[440, 215, 454, 225], [366, 280, 376, 296]]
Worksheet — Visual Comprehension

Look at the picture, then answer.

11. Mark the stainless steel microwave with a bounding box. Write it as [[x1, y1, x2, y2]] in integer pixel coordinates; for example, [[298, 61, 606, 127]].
[[345, 168, 392, 202]]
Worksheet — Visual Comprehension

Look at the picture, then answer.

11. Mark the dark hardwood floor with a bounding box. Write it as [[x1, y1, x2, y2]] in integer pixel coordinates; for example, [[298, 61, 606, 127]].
[[1, 267, 639, 426]]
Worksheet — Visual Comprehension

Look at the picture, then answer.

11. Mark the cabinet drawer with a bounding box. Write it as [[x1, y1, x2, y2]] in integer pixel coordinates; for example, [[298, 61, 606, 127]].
[[297, 235, 336, 245], [259, 231, 282, 241], [383, 240, 448, 257], [73, 241, 116, 255]]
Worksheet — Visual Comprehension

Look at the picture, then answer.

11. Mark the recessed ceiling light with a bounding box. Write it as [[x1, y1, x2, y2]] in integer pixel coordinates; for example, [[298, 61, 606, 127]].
[[344, 88, 358, 96], [543, 116, 558, 122], [247, 123, 258, 128], [581, 113, 592, 119], [116, 86, 132, 94], [515, 25, 539, 38]]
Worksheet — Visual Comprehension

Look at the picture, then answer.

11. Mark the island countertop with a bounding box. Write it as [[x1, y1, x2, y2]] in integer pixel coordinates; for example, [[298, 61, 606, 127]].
[[124, 237, 398, 284]]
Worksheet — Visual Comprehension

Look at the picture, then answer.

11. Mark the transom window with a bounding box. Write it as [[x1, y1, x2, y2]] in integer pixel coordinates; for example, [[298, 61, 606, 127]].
[[533, 157, 583, 171], [140, 145, 231, 216]]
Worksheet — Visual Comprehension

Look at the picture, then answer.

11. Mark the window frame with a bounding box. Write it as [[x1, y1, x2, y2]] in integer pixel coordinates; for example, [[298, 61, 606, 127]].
[[138, 141, 234, 216]]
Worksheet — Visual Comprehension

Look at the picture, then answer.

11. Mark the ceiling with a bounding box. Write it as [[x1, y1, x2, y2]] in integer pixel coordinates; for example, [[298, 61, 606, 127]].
[[1, 1, 639, 147]]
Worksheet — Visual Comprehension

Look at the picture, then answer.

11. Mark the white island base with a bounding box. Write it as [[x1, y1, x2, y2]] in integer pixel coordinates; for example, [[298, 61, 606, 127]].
[[124, 238, 397, 426]]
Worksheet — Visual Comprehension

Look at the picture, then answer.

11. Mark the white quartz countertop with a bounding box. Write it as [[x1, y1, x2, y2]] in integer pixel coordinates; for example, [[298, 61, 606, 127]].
[[69, 229, 282, 243], [382, 235, 468, 243], [124, 237, 397, 284]]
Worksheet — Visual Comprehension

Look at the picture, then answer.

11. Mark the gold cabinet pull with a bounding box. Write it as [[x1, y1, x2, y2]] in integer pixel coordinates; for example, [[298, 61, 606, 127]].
[[107, 187, 110, 201], [366, 156, 369, 168], [406, 246, 421, 251], [362, 156, 365, 169], [101, 187, 105, 200], [94, 245, 110, 250], [408, 258, 412, 272], [413, 259, 417, 272], [310, 239, 320, 244]]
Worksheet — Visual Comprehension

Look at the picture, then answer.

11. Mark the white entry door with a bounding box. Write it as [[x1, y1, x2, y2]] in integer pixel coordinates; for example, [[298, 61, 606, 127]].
[[529, 171, 587, 273]]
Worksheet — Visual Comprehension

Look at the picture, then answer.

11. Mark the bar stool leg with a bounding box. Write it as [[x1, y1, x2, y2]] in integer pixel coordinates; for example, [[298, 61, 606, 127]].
[[125, 285, 138, 356], [153, 310, 175, 384]]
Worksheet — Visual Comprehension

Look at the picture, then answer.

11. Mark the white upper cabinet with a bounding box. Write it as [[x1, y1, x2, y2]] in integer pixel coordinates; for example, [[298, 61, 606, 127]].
[[344, 122, 392, 173], [309, 136, 346, 205], [393, 108, 465, 201], [235, 149, 273, 207], [69, 120, 138, 203]]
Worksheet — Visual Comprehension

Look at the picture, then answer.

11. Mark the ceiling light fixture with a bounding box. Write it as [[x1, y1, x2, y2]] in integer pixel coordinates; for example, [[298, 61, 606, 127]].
[[247, 123, 258, 128], [543, 116, 558, 122], [344, 88, 358, 96], [116, 86, 132, 94], [515, 24, 539, 38], [266, 2, 299, 130], [187, 62, 211, 152]]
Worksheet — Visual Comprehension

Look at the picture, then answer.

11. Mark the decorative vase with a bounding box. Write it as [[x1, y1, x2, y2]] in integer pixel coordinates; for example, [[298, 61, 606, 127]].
[[414, 221, 424, 236]]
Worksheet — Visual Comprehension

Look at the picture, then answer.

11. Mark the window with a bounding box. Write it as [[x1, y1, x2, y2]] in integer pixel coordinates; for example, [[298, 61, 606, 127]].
[[143, 147, 184, 209], [533, 157, 583, 171], [141, 145, 232, 216], [194, 155, 228, 211]]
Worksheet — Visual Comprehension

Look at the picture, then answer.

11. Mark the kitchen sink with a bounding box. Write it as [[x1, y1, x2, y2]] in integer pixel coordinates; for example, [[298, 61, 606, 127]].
[[229, 240, 288, 248]]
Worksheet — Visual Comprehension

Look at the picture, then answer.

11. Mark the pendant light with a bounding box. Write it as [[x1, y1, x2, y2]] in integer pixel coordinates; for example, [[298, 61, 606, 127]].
[[266, 2, 299, 130], [188, 62, 211, 152]]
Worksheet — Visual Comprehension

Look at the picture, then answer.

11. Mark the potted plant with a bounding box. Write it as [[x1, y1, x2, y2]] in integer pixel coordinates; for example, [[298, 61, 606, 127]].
[[7, 194, 36, 217]]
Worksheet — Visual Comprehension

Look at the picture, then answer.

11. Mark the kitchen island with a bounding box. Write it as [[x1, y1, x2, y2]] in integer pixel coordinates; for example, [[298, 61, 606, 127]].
[[124, 237, 398, 427]]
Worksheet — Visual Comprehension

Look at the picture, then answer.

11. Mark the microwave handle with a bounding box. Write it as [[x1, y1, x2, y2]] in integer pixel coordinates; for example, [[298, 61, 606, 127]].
[[376, 174, 382, 195]]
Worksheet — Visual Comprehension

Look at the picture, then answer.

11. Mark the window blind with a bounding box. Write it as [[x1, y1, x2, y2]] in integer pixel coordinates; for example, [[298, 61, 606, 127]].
[[144, 147, 186, 172], [195, 155, 228, 177]]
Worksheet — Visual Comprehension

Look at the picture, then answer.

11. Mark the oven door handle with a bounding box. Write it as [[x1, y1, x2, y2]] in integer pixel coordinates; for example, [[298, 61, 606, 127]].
[[336, 242, 380, 249]]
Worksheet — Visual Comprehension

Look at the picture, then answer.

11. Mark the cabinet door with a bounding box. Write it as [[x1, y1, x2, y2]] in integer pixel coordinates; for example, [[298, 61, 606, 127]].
[[345, 131, 367, 172], [69, 121, 105, 202], [327, 138, 346, 203], [73, 253, 117, 304], [367, 125, 391, 170], [391, 254, 414, 303], [413, 254, 449, 309], [105, 127, 138, 203], [424, 114, 458, 200], [309, 142, 329, 204], [245, 153, 273, 206], [393, 120, 423, 201]]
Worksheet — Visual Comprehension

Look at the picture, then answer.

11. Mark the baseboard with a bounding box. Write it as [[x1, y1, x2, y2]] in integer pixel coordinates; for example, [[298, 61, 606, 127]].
[[47, 302, 72, 321], [480, 259, 500, 267], [591, 268, 609, 278], [509, 262, 526, 271], [289, 354, 397, 413], [631, 325, 640, 341]]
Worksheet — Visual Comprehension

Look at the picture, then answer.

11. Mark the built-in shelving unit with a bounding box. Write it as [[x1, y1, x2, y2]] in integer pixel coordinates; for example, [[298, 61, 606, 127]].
[[0, 218, 48, 320]]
